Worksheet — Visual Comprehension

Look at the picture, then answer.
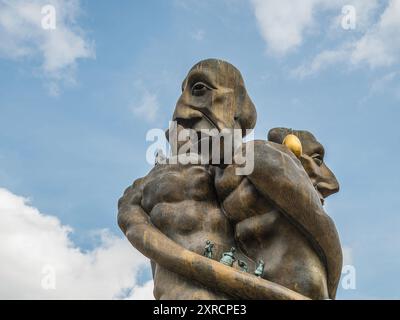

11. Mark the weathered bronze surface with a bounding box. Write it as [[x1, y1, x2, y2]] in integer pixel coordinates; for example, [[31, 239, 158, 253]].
[[117, 59, 342, 300]]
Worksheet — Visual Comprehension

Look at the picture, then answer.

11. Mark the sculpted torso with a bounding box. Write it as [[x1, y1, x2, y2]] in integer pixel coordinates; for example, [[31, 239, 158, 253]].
[[137, 163, 234, 299], [133, 156, 328, 299]]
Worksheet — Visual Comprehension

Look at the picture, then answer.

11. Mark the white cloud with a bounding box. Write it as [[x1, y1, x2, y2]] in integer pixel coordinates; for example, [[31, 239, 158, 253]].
[[131, 89, 160, 123], [0, 187, 154, 299], [291, 47, 349, 78], [370, 71, 399, 93], [287, 0, 400, 77], [350, 0, 400, 68], [250, 0, 383, 56], [250, 0, 319, 55], [125, 280, 154, 300], [362, 71, 400, 102], [328, 0, 379, 32], [0, 0, 94, 93]]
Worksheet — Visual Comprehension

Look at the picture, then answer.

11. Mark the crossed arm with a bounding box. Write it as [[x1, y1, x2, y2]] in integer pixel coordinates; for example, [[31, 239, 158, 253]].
[[117, 178, 308, 300]]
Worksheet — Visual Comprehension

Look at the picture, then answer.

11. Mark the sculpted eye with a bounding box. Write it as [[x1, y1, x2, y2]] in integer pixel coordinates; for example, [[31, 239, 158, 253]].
[[312, 154, 323, 166], [191, 82, 210, 96]]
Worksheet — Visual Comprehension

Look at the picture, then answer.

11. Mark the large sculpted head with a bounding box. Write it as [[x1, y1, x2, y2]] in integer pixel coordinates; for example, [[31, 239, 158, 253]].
[[172, 59, 257, 137], [268, 127, 340, 201]]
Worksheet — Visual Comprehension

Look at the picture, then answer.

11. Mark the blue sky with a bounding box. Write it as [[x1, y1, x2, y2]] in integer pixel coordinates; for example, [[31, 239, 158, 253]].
[[0, 0, 399, 299]]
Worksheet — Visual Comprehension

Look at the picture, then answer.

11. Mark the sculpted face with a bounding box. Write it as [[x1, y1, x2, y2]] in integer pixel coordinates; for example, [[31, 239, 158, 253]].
[[172, 59, 256, 137], [268, 128, 339, 202]]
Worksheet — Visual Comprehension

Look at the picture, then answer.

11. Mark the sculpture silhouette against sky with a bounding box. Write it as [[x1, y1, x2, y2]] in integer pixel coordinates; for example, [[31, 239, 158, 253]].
[[117, 59, 342, 300]]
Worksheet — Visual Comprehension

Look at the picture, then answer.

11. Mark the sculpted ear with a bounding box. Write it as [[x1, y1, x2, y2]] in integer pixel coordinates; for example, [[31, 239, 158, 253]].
[[235, 85, 257, 136]]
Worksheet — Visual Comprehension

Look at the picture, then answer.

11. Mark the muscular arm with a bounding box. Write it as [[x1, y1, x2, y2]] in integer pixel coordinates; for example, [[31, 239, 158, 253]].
[[239, 140, 342, 298], [117, 177, 308, 300]]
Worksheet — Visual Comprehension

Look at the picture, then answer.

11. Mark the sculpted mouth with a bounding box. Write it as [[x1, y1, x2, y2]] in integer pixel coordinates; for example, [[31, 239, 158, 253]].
[[174, 105, 220, 135], [172, 117, 217, 146], [174, 117, 202, 130]]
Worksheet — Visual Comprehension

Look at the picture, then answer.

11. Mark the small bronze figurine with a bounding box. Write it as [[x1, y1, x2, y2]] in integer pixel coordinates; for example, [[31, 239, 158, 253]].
[[237, 260, 248, 272], [220, 247, 236, 267], [254, 259, 265, 278], [203, 240, 214, 259]]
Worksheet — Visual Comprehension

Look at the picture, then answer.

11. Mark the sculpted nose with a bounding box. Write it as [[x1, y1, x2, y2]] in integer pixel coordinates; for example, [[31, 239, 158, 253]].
[[317, 178, 339, 198], [173, 102, 204, 122], [314, 163, 340, 199]]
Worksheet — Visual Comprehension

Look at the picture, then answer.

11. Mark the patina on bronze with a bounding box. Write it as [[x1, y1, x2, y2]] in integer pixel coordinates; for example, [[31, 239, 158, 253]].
[[117, 59, 342, 300]]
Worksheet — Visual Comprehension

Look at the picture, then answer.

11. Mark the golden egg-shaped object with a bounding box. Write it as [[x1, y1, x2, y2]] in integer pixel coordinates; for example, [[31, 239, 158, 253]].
[[283, 134, 302, 158]]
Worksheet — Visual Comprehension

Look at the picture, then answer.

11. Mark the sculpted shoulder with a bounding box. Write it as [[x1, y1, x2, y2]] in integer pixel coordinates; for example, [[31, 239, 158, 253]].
[[236, 139, 303, 172], [131, 164, 217, 213]]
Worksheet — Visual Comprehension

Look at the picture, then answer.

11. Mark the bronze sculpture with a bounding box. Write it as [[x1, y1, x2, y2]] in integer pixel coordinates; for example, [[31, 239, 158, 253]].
[[117, 59, 342, 300], [238, 260, 249, 273], [220, 247, 237, 267], [203, 240, 214, 259], [254, 260, 265, 278]]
